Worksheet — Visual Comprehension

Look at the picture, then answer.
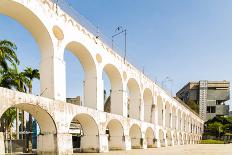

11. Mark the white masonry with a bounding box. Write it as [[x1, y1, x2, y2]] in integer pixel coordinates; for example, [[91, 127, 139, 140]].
[[0, 0, 204, 154]]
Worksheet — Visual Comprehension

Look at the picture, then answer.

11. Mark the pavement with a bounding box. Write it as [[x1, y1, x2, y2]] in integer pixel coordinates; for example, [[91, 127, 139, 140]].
[[74, 144, 232, 155]]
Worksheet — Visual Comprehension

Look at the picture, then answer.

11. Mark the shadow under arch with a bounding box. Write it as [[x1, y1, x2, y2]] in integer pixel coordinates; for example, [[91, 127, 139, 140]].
[[65, 41, 97, 109], [166, 130, 172, 146], [106, 119, 125, 150], [102, 63, 123, 115], [145, 127, 155, 148], [127, 78, 141, 120], [129, 124, 142, 149], [0, 103, 57, 153], [0, 0, 55, 98], [143, 88, 153, 123], [159, 129, 165, 147], [157, 96, 164, 126], [69, 113, 99, 153]]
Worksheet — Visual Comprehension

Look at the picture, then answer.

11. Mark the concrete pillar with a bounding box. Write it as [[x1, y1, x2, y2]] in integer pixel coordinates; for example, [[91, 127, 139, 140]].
[[56, 133, 73, 155], [37, 133, 73, 155], [111, 90, 124, 116], [99, 134, 108, 152], [40, 56, 66, 101], [124, 135, 131, 150], [0, 132, 4, 154], [84, 76, 101, 110], [140, 102, 145, 121]]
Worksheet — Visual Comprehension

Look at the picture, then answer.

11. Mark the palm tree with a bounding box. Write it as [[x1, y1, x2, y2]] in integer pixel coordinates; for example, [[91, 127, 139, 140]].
[[23, 67, 40, 152], [0, 40, 21, 143], [0, 40, 19, 72]]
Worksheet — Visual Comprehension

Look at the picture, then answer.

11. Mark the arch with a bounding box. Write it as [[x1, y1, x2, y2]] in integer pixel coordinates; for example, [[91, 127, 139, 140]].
[[102, 64, 123, 115], [177, 109, 181, 131], [129, 124, 142, 149], [106, 119, 124, 150], [0, 103, 57, 153], [182, 113, 186, 132], [179, 133, 183, 145], [69, 113, 99, 153], [65, 41, 97, 109], [166, 130, 172, 146], [0, 0, 56, 99], [157, 96, 164, 126], [127, 78, 141, 120], [183, 133, 187, 145], [172, 106, 177, 129], [165, 102, 171, 128], [145, 127, 155, 148], [173, 131, 178, 145], [159, 129, 165, 147], [143, 88, 153, 123]]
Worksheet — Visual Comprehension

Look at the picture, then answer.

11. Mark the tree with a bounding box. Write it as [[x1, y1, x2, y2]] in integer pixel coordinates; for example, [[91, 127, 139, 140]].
[[0, 40, 19, 72], [23, 67, 40, 152]]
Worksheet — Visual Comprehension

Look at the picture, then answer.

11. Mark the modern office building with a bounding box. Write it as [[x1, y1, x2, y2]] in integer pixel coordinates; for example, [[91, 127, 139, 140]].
[[176, 81, 230, 121]]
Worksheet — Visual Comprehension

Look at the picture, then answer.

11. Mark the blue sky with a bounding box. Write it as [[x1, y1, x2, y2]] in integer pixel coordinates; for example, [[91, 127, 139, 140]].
[[0, 0, 232, 108]]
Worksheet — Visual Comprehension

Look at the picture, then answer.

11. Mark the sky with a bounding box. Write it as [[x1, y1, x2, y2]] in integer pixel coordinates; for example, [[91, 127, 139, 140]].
[[0, 0, 232, 108]]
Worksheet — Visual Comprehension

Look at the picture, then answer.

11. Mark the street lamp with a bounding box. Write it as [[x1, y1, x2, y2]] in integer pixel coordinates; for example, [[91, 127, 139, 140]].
[[162, 76, 174, 96], [112, 26, 127, 62]]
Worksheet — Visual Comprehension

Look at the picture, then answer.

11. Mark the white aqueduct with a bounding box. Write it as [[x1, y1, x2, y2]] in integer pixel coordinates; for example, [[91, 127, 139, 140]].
[[0, 0, 204, 154]]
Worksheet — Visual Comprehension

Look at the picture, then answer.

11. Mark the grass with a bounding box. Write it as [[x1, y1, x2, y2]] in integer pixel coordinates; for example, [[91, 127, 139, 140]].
[[200, 139, 225, 144]]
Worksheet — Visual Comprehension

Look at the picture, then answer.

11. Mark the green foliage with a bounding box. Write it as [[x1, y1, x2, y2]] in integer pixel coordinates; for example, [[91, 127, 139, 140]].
[[0, 39, 40, 143], [204, 116, 232, 138], [200, 139, 225, 144], [0, 40, 19, 72]]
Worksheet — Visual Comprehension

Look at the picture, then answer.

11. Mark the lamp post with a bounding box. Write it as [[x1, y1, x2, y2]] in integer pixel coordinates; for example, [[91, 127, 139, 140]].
[[112, 26, 127, 62], [162, 76, 174, 96]]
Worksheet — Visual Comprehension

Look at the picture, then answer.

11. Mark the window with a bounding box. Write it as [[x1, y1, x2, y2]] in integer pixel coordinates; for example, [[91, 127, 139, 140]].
[[207, 106, 216, 113]]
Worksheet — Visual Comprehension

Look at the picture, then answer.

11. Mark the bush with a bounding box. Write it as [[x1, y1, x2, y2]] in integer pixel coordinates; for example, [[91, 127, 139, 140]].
[[200, 139, 225, 144]]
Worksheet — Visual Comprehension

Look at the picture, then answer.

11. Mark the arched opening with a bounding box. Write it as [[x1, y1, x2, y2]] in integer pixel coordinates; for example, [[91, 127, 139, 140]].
[[0, 1, 55, 154], [172, 107, 177, 129], [127, 79, 141, 120], [186, 134, 190, 144], [173, 131, 178, 145], [179, 133, 183, 145], [65, 42, 97, 109], [183, 133, 187, 145], [129, 124, 142, 149], [165, 102, 171, 128], [157, 96, 164, 126], [182, 113, 186, 132], [166, 130, 172, 146], [145, 127, 155, 148], [0, 0, 54, 98], [106, 119, 124, 150], [159, 129, 165, 147], [0, 104, 57, 154], [69, 113, 99, 153], [143, 88, 153, 123], [177, 110, 181, 131], [102, 64, 123, 115]]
